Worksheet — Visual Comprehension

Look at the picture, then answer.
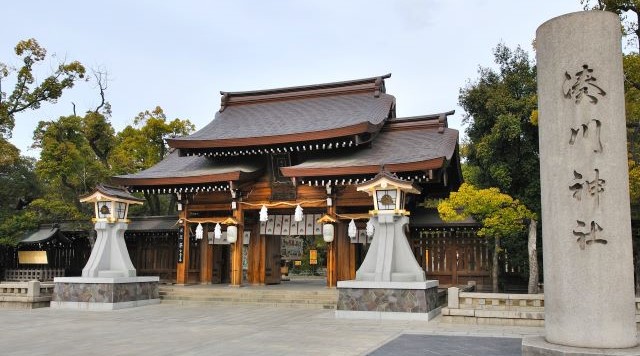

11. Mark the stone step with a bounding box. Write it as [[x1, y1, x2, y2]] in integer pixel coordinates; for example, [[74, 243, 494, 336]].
[[160, 298, 336, 309], [157, 286, 338, 309], [158, 291, 336, 298]]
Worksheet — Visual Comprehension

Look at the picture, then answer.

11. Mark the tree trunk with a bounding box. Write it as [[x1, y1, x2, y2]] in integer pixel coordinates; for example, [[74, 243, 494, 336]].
[[528, 219, 539, 294], [492, 236, 500, 293]]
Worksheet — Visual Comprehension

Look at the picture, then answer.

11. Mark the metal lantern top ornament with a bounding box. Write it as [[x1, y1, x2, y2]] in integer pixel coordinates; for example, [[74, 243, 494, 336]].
[[80, 184, 144, 223], [356, 170, 421, 216]]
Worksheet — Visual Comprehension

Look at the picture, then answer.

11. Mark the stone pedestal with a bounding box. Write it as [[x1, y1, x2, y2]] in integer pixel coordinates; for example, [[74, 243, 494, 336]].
[[83, 221, 136, 278], [337, 213, 439, 320], [335, 280, 439, 320], [51, 276, 159, 310], [522, 336, 640, 356], [355, 215, 425, 282], [532, 10, 638, 352]]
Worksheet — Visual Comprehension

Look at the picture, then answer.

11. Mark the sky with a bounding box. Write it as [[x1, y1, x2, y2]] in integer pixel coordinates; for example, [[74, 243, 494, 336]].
[[2, 0, 582, 158]]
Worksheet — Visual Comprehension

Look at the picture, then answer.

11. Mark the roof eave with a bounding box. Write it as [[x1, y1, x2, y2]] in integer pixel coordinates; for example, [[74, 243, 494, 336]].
[[167, 121, 381, 149], [280, 157, 446, 178]]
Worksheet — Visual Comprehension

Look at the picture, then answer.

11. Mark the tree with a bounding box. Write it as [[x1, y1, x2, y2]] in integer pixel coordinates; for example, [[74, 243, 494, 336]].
[[110, 106, 195, 215], [32, 114, 110, 217], [459, 43, 540, 213], [0, 38, 85, 246], [438, 183, 536, 292], [0, 157, 41, 245], [0, 38, 85, 139], [459, 43, 541, 288]]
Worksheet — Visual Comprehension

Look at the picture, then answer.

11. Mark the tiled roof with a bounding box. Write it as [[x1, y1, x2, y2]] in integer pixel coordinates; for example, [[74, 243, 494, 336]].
[[127, 216, 179, 231], [167, 75, 395, 149], [111, 150, 264, 186], [20, 227, 61, 244], [280, 127, 459, 177]]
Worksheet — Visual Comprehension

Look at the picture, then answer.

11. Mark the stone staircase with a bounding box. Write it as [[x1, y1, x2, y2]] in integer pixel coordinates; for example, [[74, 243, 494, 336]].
[[159, 285, 338, 309]]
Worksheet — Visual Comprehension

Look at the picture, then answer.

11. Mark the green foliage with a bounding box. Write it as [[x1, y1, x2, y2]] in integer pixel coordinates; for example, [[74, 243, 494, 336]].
[[0, 210, 38, 246], [0, 38, 86, 138], [110, 106, 194, 174], [459, 43, 540, 213], [438, 183, 536, 239], [33, 115, 110, 200]]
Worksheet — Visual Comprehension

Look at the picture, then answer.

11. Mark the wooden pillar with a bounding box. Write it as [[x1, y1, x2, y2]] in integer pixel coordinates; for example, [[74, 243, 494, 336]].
[[327, 241, 337, 287], [230, 204, 244, 286], [200, 224, 213, 284], [326, 199, 337, 288], [176, 207, 190, 285]]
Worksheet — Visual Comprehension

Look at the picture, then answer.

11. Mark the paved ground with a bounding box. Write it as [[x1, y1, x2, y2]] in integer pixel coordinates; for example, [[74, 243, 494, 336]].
[[370, 334, 523, 356], [0, 303, 541, 356]]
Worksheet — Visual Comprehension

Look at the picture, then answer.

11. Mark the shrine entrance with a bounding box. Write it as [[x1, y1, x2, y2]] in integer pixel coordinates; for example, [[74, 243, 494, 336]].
[[247, 212, 329, 285], [212, 244, 231, 284]]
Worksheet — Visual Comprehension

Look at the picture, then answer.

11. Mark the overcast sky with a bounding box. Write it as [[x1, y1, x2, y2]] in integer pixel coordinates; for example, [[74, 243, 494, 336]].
[[2, 0, 581, 158]]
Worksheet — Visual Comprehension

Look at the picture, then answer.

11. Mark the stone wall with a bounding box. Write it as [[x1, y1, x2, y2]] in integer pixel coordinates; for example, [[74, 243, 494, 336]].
[[442, 287, 640, 326], [0, 281, 54, 309]]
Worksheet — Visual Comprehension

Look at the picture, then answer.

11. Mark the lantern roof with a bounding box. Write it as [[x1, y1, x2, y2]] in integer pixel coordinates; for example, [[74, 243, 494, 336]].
[[79, 184, 145, 205], [356, 170, 422, 195]]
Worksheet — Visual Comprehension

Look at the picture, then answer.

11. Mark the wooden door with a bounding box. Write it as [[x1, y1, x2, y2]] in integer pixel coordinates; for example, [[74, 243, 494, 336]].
[[264, 236, 281, 285], [212, 245, 230, 284]]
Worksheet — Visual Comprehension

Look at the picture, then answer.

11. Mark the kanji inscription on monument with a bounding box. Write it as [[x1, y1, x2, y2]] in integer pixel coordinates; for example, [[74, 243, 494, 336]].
[[536, 11, 637, 349], [563, 64, 606, 104]]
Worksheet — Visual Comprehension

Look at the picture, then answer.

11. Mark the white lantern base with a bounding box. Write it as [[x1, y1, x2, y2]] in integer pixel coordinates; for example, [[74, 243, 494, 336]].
[[82, 221, 136, 278]]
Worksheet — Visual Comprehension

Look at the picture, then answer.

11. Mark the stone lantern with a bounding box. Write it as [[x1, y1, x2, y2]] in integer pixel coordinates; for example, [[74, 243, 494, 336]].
[[353, 170, 424, 281], [51, 184, 160, 310], [336, 170, 439, 321], [79, 184, 144, 278]]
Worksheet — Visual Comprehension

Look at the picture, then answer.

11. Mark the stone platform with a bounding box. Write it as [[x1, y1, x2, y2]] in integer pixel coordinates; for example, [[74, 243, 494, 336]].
[[51, 276, 160, 310], [335, 280, 440, 320], [523, 336, 640, 355]]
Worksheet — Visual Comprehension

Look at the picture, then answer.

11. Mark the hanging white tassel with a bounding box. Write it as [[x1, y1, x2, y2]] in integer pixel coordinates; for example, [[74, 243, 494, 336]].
[[214, 223, 222, 239], [259, 205, 268, 222], [294, 204, 303, 222], [366, 218, 375, 237], [348, 219, 357, 238], [195, 223, 203, 240]]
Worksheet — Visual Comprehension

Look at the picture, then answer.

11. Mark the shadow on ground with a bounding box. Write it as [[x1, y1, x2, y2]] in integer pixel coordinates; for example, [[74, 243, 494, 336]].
[[369, 334, 522, 356]]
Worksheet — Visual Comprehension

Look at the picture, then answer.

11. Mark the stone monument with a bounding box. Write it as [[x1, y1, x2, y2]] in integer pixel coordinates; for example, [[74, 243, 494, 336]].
[[335, 171, 439, 320], [51, 184, 160, 310], [523, 11, 640, 354]]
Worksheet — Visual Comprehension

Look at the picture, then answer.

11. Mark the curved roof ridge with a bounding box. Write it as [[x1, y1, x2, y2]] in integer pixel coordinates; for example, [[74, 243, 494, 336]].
[[220, 73, 391, 97]]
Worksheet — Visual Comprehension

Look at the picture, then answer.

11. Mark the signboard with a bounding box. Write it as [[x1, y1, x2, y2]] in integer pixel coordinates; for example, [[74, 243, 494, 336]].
[[281, 236, 303, 260], [294, 260, 301, 266], [177, 226, 185, 263], [18, 251, 48, 264], [243, 231, 251, 245], [214, 232, 230, 245], [309, 249, 317, 265]]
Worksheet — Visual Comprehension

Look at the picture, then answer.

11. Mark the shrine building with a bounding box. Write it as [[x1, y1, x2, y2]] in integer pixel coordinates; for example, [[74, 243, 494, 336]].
[[112, 74, 490, 289]]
